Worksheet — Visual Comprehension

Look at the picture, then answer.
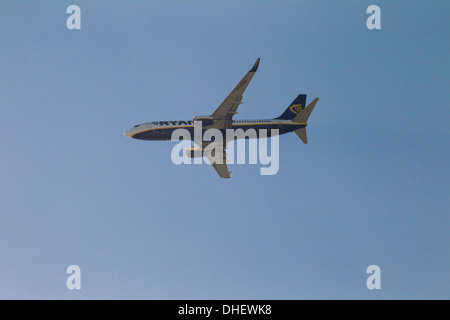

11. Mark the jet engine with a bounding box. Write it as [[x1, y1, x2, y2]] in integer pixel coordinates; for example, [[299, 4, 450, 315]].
[[186, 147, 205, 158]]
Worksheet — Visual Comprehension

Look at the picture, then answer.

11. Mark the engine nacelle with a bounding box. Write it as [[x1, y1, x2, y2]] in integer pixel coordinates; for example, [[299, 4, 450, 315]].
[[193, 116, 214, 127], [186, 147, 205, 158]]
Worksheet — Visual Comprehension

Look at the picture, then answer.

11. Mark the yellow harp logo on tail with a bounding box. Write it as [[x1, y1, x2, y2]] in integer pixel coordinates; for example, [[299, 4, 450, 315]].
[[289, 104, 302, 114]]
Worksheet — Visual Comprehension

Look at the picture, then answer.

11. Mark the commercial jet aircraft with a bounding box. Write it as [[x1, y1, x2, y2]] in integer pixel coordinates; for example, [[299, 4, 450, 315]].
[[124, 58, 319, 178]]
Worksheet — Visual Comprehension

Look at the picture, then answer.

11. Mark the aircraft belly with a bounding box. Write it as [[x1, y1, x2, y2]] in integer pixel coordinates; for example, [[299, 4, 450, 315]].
[[133, 124, 304, 141]]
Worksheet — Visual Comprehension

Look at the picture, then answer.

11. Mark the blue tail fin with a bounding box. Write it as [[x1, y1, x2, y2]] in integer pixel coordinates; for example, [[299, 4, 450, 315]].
[[274, 94, 307, 120]]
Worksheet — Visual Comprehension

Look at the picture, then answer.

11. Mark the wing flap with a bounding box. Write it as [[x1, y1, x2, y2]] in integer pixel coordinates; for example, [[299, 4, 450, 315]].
[[204, 142, 232, 178], [210, 161, 232, 179]]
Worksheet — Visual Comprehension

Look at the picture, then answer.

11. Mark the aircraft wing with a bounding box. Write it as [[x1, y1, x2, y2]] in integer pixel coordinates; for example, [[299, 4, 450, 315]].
[[203, 142, 232, 179], [211, 58, 260, 129]]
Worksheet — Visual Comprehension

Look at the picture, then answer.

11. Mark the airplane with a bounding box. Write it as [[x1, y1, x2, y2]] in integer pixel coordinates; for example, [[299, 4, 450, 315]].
[[124, 58, 319, 178]]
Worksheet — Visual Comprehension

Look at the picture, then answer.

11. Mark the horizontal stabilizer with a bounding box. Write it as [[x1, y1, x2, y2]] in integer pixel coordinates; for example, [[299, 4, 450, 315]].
[[293, 98, 319, 123], [294, 128, 308, 144]]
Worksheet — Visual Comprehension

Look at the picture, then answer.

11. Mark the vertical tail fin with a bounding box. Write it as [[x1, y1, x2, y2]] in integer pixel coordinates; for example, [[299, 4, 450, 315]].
[[275, 94, 307, 120]]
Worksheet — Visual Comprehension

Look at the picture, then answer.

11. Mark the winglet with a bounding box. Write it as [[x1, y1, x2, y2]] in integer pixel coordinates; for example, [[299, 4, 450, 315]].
[[250, 58, 260, 72]]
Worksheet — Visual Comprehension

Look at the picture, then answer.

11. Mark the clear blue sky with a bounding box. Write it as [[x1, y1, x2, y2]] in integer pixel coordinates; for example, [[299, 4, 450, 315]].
[[0, 0, 448, 299]]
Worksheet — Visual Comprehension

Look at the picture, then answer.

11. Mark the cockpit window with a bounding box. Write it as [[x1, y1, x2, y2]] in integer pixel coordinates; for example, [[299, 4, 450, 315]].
[[133, 125, 140, 128]]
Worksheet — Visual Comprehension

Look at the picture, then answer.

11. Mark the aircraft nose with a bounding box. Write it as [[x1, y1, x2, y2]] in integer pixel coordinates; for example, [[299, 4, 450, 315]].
[[124, 129, 134, 138]]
